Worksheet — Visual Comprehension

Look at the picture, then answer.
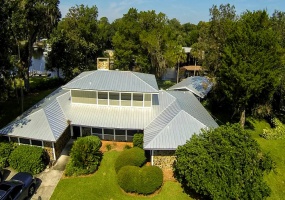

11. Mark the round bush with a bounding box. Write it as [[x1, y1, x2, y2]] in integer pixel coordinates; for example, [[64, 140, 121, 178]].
[[9, 145, 48, 175], [115, 147, 146, 173], [117, 166, 140, 193], [138, 166, 163, 194], [117, 165, 163, 195]]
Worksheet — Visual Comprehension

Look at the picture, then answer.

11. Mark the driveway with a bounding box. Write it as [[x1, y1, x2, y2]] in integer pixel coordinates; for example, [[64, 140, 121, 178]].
[[3, 139, 74, 200]]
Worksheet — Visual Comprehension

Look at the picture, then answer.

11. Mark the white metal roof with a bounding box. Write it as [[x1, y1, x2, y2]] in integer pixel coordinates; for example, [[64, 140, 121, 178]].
[[0, 71, 218, 149], [168, 76, 213, 98], [62, 70, 159, 93]]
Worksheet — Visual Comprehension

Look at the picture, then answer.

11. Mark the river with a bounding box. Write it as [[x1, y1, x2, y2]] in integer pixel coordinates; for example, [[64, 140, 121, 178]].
[[30, 49, 63, 78]]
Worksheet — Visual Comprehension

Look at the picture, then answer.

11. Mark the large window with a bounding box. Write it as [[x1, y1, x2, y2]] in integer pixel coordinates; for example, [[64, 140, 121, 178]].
[[98, 92, 108, 105], [109, 92, 120, 106], [133, 93, 143, 107], [71, 90, 97, 104], [19, 138, 30, 145], [31, 140, 42, 147], [121, 93, 131, 106], [144, 94, 152, 107]]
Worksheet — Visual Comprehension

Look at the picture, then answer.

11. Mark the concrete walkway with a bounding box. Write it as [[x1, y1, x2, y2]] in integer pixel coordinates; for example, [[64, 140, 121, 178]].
[[31, 139, 74, 200]]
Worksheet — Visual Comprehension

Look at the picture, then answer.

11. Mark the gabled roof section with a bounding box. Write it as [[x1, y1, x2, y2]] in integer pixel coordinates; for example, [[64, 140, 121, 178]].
[[168, 76, 213, 98], [144, 90, 218, 150], [144, 111, 206, 150], [0, 89, 68, 142], [62, 70, 159, 93]]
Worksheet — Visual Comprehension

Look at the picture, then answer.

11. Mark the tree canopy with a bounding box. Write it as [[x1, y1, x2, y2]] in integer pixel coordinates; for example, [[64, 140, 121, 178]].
[[174, 123, 274, 200]]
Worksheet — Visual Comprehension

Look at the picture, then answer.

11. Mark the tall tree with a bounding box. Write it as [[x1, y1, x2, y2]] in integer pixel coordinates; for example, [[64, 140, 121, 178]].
[[47, 4, 100, 80], [217, 10, 282, 127], [10, 0, 61, 90]]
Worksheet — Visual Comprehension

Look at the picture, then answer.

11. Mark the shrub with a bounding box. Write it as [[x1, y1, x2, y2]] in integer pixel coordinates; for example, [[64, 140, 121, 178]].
[[124, 144, 132, 150], [138, 166, 163, 194], [0, 142, 14, 167], [9, 145, 48, 175], [117, 166, 139, 193], [133, 133, 143, 149], [260, 118, 285, 139], [118, 165, 163, 195], [175, 123, 273, 199], [115, 147, 146, 173], [106, 144, 112, 151], [66, 136, 102, 176]]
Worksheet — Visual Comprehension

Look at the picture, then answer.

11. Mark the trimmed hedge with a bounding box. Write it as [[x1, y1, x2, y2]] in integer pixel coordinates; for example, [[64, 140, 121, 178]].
[[115, 147, 146, 173], [0, 142, 14, 168], [9, 145, 48, 175], [65, 136, 102, 176], [118, 165, 163, 195], [133, 133, 143, 149]]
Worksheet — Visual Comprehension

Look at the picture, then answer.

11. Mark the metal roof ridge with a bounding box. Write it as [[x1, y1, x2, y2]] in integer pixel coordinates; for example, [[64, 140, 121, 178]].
[[63, 71, 97, 88], [180, 109, 207, 128], [132, 72, 158, 92], [185, 86, 203, 98], [55, 91, 70, 120], [43, 106, 58, 142], [144, 92, 176, 131]]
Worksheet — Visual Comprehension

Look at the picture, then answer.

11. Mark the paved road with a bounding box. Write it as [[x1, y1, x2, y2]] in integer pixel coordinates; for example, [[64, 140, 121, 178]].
[[4, 139, 74, 200]]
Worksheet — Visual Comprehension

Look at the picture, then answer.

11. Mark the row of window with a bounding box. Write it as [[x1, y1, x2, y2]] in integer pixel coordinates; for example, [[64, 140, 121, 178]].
[[71, 90, 152, 107]]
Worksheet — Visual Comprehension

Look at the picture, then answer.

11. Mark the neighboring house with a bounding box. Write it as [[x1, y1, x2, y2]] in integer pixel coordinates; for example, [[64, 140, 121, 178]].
[[0, 70, 218, 168], [168, 76, 213, 99]]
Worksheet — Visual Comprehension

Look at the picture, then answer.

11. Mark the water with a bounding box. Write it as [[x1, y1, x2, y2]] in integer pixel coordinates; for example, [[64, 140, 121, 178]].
[[30, 50, 63, 78]]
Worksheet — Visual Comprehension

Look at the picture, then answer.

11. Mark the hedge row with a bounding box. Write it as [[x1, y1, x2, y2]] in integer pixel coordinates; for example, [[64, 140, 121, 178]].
[[118, 165, 163, 195], [0, 142, 14, 168], [9, 145, 48, 175], [114, 147, 146, 173]]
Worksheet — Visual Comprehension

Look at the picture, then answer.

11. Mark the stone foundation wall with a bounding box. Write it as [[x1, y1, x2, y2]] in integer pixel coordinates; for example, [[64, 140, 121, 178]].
[[54, 126, 71, 159], [43, 141, 54, 160], [153, 150, 176, 169]]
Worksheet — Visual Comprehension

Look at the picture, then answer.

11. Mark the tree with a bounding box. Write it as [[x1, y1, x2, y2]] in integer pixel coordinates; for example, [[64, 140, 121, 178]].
[[174, 123, 274, 200], [217, 10, 282, 127], [47, 4, 100, 80], [66, 136, 102, 176], [10, 0, 61, 90]]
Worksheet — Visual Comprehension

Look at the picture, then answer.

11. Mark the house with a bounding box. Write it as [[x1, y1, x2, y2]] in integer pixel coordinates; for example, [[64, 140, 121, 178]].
[[168, 76, 213, 99], [0, 70, 218, 168]]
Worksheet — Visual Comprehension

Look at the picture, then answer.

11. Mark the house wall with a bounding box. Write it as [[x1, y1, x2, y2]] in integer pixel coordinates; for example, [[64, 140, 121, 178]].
[[43, 141, 54, 160], [54, 126, 71, 159], [153, 150, 176, 169]]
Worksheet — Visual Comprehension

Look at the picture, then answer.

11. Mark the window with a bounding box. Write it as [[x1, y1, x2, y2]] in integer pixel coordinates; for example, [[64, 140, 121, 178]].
[[31, 140, 42, 147], [19, 138, 30, 145], [115, 129, 125, 135], [109, 92, 119, 106], [121, 93, 131, 106], [133, 93, 143, 107], [98, 92, 108, 105], [104, 129, 114, 135], [71, 90, 97, 104], [144, 94, 152, 107], [92, 128, 102, 134]]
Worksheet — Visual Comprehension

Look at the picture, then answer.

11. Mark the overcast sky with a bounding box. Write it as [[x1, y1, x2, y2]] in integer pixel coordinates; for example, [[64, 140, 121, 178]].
[[59, 0, 285, 24]]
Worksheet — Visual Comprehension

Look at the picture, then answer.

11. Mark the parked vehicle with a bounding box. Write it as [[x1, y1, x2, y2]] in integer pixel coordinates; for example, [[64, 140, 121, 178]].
[[0, 172, 36, 200]]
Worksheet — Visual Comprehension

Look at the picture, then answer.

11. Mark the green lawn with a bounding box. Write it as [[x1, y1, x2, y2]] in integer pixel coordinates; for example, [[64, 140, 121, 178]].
[[0, 88, 56, 129], [51, 151, 191, 200], [247, 118, 285, 200]]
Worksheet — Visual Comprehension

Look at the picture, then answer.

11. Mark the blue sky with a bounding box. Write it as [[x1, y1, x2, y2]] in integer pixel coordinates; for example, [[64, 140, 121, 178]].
[[59, 0, 285, 24]]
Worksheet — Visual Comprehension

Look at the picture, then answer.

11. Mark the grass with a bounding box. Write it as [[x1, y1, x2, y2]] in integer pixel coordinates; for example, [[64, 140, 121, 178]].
[[0, 88, 57, 128], [51, 151, 191, 200], [247, 118, 285, 200]]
